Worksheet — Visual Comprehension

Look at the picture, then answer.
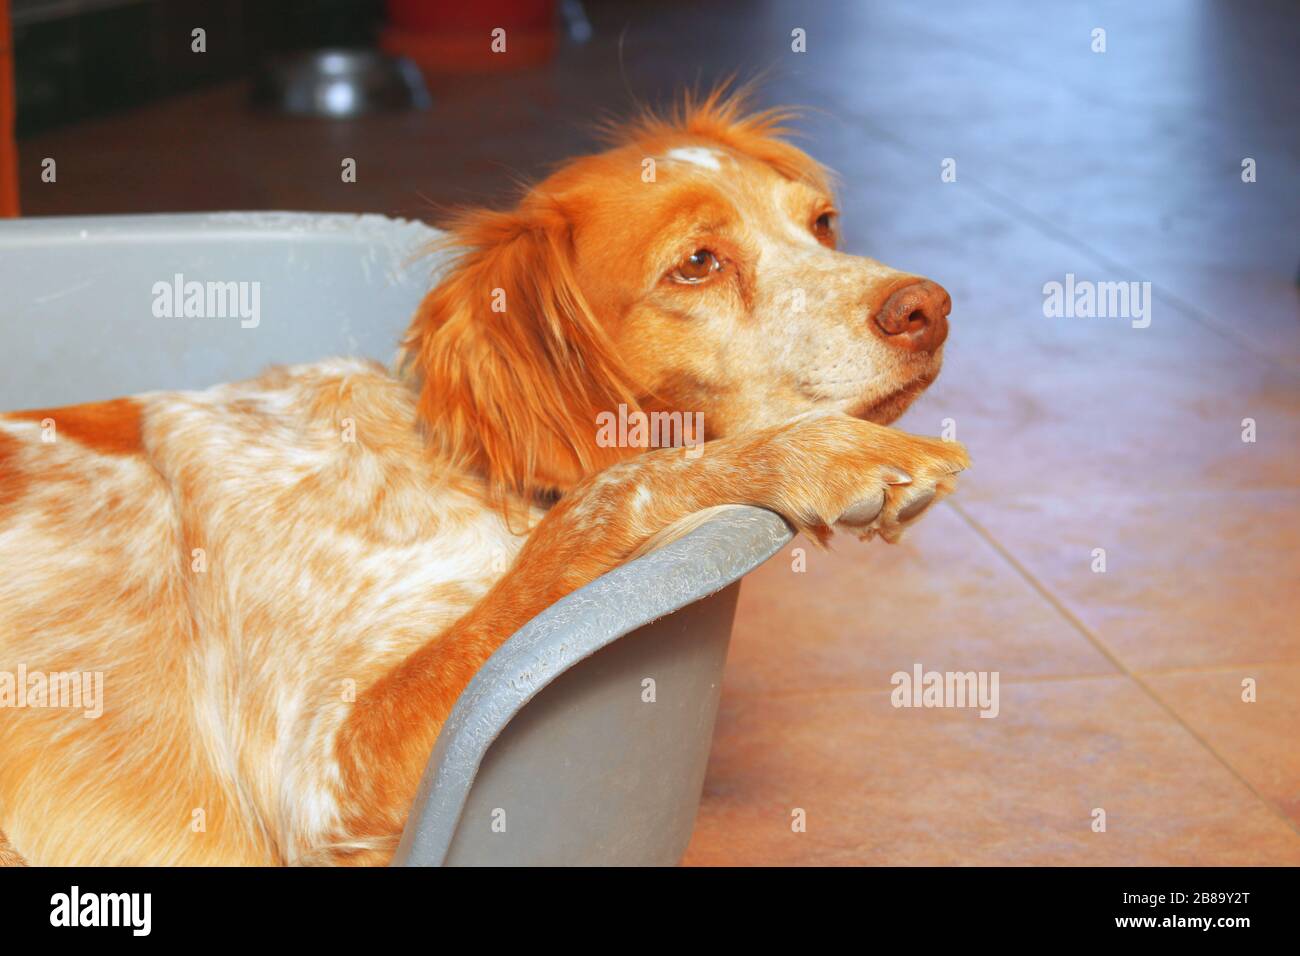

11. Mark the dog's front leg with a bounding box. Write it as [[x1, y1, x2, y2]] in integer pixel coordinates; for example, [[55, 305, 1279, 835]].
[[328, 413, 967, 862]]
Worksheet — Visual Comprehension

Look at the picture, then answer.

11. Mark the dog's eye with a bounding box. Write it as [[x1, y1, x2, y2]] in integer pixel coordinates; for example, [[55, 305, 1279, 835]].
[[672, 249, 722, 284], [812, 211, 837, 247]]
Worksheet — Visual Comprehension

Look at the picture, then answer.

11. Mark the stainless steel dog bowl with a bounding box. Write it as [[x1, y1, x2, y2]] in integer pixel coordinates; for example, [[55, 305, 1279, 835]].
[[252, 49, 431, 118]]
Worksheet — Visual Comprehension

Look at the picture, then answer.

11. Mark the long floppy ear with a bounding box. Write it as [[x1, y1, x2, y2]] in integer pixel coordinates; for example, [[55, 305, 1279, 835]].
[[401, 200, 641, 505]]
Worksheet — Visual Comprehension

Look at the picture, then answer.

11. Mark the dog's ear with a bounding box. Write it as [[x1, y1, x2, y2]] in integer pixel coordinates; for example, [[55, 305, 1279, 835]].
[[401, 200, 640, 505]]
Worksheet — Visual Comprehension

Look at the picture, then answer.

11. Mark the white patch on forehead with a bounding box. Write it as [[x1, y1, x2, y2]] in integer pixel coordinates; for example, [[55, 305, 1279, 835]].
[[665, 147, 723, 171]]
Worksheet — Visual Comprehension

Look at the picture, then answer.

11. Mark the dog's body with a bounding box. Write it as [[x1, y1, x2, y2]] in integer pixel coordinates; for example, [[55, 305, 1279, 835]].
[[0, 363, 524, 864], [0, 91, 967, 865]]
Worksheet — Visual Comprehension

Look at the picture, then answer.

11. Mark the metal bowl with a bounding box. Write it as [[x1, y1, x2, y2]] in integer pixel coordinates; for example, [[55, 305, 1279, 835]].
[[252, 49, 431, 118]]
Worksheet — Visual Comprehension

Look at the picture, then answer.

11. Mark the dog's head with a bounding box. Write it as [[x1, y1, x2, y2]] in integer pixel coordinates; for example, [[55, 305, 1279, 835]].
[[405, 88, 949, 500]]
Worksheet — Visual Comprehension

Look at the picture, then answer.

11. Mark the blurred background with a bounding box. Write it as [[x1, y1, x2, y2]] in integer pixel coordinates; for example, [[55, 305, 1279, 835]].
[[1, 0, 1297, 865]]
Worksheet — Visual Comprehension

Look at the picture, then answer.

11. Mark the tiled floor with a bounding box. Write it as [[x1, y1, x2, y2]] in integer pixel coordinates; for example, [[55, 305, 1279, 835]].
[[16, 0, 1299, 864], [680, 1, 1300, 866]]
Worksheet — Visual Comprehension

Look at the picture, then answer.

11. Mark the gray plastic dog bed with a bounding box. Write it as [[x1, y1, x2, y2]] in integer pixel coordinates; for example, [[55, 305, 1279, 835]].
[[0, 212, 793, 866]]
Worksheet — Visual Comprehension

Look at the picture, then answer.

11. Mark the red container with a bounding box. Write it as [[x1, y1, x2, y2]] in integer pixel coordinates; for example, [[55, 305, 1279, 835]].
[[382, 0, 558, 74]]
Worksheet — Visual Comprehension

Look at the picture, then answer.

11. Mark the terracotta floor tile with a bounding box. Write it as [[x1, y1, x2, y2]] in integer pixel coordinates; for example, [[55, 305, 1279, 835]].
[[914, 344, 1300, 504], [684, 677, 1300, 866], [784, 2, 1300, 367], [958, 492, 1300, 671], [901, 296, 1299, 508], [725, 503, 1115, 700], [772, 124, 1300, 506], [1145, 664, 1300, 828]]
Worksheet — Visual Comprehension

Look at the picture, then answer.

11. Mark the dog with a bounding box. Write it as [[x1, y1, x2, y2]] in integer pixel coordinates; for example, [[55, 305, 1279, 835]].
[[0, 88, 967, 865]]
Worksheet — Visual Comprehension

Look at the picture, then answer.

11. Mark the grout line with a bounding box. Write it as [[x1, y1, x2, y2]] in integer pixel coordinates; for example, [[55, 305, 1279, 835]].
[[946, 498, 1300, 840], [727, 649, 1298, 701], [725, 670, 1131, 705], [1136, 661, 1300, 678]]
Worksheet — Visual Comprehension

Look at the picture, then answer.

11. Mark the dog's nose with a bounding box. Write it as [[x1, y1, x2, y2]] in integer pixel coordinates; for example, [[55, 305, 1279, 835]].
[[871, 280, 950, 352]]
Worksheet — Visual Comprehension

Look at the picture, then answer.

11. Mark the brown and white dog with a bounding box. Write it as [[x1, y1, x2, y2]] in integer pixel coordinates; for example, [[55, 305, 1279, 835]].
[[0, 90, 967, 865]]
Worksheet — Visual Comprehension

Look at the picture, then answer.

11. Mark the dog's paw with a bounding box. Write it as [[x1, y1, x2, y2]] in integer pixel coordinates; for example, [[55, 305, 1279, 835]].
[[834, 449, 966, 542], [777, 414, 968, 544]]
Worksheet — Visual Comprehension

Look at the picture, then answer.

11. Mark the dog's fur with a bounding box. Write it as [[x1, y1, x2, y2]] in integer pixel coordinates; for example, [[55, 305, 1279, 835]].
[[0, 89, 967, 865]]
